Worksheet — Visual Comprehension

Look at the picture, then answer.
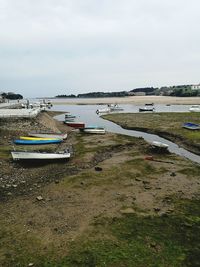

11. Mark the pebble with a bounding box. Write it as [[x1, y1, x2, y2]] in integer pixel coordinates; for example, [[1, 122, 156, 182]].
[[36, 196, 43, 201]]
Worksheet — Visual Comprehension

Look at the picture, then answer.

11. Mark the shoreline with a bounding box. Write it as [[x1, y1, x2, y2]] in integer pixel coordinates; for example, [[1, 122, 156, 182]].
[[51, 96, 200, 105]]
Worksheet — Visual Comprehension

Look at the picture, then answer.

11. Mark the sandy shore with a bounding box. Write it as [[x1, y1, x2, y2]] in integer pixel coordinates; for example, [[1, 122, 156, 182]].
[[51, 96, 200, 105]]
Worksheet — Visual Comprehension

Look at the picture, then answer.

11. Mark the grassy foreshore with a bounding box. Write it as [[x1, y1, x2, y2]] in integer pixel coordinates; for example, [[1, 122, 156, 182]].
[[0, 112, 200, 266], [103, 112, 200, 155]]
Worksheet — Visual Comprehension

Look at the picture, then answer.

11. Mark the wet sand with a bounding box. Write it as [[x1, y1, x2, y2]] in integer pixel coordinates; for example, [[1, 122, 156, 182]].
[[51, 96, 200, 105]]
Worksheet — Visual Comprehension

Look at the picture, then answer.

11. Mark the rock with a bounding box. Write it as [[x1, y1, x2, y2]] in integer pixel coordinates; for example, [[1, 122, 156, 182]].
[[170, 172, 176, 177], [135, 178, 142, 181], [143, 180, 150, 184], [120, 208, 135, 214], [55, 180, 59, 184], [95, 166, 103, 172], [154, 207, 161, 212], [144, 185, 152, 190], [7, 192, 12, 196], [36, 196, 43, 201], [28, 263, 34, 266]]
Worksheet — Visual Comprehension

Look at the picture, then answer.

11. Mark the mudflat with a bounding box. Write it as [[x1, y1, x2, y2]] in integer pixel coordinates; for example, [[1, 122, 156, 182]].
[[0, 111, 200, 266]]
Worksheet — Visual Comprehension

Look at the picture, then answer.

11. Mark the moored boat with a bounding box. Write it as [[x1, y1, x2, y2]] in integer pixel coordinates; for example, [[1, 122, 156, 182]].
[[96, 107, 111, 114], [14, 139, 62, 145], [139, 107, 155, 112], [108, 104, 124, 111], [11, 150, 70, 160], [64, 121, 85, 129], [189, 105, 200, 112], [20, 136, 59, 140]]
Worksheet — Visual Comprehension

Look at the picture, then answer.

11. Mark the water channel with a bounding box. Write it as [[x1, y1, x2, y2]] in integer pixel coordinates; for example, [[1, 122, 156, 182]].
[[52, 103, 200, 164]]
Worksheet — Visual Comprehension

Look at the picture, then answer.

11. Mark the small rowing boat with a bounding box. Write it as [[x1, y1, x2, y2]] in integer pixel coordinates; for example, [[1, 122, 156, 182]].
[[20, 136, 58, 140], [29, 132, 67, 140], [80, 126, 106, 134], [14, 139, 62, 145], [183, 122, 200, 130], [11, 150, 70, 160], [139, 107, 155, 112], [64, 121, 85, 129], [151, 141, 169, 149]]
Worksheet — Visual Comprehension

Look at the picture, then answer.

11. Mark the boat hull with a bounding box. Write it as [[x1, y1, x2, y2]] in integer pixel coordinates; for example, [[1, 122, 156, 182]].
[[64, 122, 85, 129], [28, 133, 67, 140], [11, 151, 70, 160], [20, 136, 58, 140], [14, 139, 62, 145], [82, 128, 106, 134]]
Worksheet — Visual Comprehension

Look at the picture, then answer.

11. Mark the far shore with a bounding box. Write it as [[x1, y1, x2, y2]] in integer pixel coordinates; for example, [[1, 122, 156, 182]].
[[51, 96, 200, 105]]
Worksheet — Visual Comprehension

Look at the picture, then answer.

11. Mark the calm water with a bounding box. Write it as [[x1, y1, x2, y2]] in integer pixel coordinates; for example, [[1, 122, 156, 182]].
[[52, 104, 200, 164]]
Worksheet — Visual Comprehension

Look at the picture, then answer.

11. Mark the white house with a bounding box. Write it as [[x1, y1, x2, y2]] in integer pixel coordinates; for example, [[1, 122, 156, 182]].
[[191, 84, 200, 90]]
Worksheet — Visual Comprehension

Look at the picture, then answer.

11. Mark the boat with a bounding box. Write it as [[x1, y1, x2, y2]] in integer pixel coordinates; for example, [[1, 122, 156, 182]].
[[80, 126, 106, 134], [151, 141, 169, 149], [183, 122, 200, 130], [65, 114, 76, 119], [139, 107, 155, 112], [96, 107, 111, 114], [29, 132, 67, 140], [11, 150, 70, 160], [20, 136, 59, 140], [64, 121, 85, 129], [145, 103, 154, 106], [108, 104, 124, 112], [189, 105, 200, 112], [14, 139, 62, 145]]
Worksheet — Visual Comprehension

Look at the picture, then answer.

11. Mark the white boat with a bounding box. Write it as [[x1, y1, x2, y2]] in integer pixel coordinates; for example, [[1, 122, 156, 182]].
[[29, 132, 67, 140], [189, 105, 200, 112], [109, 104, 124, 111], [151, 141, 169, 149], [11, 150, 70, 160], [96, 107, 111, 114]]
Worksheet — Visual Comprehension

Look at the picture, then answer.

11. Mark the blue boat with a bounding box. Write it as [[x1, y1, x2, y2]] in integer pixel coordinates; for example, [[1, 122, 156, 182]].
[[182, 122, 200, 130], [14, 139, 62, 145]]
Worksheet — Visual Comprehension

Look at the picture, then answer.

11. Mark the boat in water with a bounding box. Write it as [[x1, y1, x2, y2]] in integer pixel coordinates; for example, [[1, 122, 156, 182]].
[[11, 150, 70, 160], [139, 107, 155, 112], [64, 121, 85, 129], [14, 139, 62, 145], [183, 122, 200, 130], [108, 104, 124, 112], [189, 105, 200, 112], [96, 107, 111, 114]]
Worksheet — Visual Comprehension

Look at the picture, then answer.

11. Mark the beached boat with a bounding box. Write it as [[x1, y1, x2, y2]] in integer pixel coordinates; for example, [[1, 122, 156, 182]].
[[139, 107, 155, 112], [96, 107, 111, 114], [29, 132, 67, 140], [151, 141, 169, 149], [145, 103, 154, 106], [11, 150, 70, 160], [189, 105, 200, 112], [65, 114, 76, 119], [108, 104, 124, 112], [183, 122, 200, 130], [64, 121, 85, 129], [20, 136, 58, 140], [14, 139, 62, 145], [80, 126, 106, 134]]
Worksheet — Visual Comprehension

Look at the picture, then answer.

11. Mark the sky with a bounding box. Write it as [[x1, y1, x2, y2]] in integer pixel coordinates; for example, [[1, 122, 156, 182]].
[[0, 0, 200, 97]]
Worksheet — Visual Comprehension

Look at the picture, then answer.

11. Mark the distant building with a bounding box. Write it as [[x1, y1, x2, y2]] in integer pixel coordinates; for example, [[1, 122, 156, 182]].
[[191, 84, 200, 90]]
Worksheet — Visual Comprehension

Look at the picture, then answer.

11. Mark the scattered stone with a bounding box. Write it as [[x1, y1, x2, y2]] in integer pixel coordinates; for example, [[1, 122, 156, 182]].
[[12, 184, 17, 188], [143, 180, 150, 185], [36, 196, 43, 201], [144, 185, 152, 190], [170, 172, 176, 177], [135, 178, 142, 181], [7, 192, 12, 196], [55, 180, 59, 184], [28, 263, 34, 266], [120, 208, 135, 214], [150, 242, 157, 248], [154, 207, 161, 212], [95, 166, 103, 171]]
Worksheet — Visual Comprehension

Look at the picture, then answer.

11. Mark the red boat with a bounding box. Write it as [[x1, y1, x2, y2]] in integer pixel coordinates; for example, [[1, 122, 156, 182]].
[[64, 121, 85, 129]]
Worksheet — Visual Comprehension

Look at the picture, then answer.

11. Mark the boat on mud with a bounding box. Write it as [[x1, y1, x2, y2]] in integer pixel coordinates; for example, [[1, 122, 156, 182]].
[[151, 141, 169, 149], [11, 150, 70, 160], [64, 121, 85, 129], [108, 104, 124, 112], [28, 132, 67, 140], [96, 107, 111, 114], [183, 122, 200, 130], [80, 126, 106, 134], [14, 139, 62, 145]]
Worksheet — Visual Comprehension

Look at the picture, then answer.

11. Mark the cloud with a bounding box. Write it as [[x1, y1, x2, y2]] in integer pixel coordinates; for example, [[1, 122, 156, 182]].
[[0, 0, 200, 97]]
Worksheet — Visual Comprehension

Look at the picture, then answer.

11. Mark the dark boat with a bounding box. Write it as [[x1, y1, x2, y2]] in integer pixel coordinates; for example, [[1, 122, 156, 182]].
[[64, 121, 85, 129], [139, 107, 155, 112]]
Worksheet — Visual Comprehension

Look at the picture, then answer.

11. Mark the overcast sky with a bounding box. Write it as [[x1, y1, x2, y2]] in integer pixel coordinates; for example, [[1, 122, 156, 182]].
[[0, 0, 200, 97]]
